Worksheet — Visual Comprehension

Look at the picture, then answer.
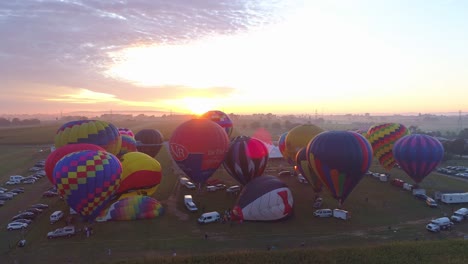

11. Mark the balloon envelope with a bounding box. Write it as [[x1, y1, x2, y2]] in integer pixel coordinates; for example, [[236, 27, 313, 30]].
[[45, 143, 105, 185], [285, 124, 324, 166], [201, 110, 233, 136], [54, 150, 122, 221], [366, 123, 410, 171], [223, 136, 269, 185], [117, 152, 162, 196], [295, 147, 322, 193], [278, 132, 293, 165], [96, 196, 164, 221], [169, 119, 230, 185], [118, 134, 138, 157], [393, 134, 444, 184], [135, 129, 164, 157], [118, 127, 135, 138], [307, 131, 373, 206], [54, 120, 121, 155], [233, 175, 293, 221]]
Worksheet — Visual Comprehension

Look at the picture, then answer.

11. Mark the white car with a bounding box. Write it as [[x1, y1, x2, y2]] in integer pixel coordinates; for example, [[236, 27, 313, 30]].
[[426, 223, 440, 232], [184, 181, 196, 190], [22, 179, 36, 184], [5, 180, 18, 185], [7, 222, 28, 230]]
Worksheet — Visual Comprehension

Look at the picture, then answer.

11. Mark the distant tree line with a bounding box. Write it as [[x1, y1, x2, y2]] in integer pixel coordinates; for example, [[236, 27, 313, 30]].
[[0, 117, 41, 126]]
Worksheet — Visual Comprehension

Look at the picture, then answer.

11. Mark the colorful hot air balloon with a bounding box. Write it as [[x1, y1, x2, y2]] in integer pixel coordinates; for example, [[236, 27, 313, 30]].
[[393, 134, 444, 185], [116, 152, 162, 196], [45, 143, 105, 185], [295, 147, 322, 195], [232, 176, 293, 221], [278, 132, 293, 165], [366, 123, 410, 171], [135, 129, 164, 158], [118, 127, 135, 138], [96, 196, 164, 222], [285, 124, 324, 166], [223, 136, 269, 185], [201, 110, 233, 137], [307, 131, 373, 207], [54, 150, 122, 221], [54, 120, 122, 155], [169, 119, 230, 185], [118, 134, 138, 157]]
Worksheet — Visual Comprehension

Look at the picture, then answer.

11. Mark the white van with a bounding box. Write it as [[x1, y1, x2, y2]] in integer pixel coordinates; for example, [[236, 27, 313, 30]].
[[50, 210, 64, 224], [184, 195, 198, 212], [333, 209, 351, 220], [197, 211, 220, 224], [451, 208, 468, 223], [10, 175, 25, 183], [314, 209, 332, 218], [430, 217, 453, 230]]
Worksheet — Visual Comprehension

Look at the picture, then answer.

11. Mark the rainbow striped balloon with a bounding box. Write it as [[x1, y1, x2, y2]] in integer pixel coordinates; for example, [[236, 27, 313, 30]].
[[97, 196, 164, 221]]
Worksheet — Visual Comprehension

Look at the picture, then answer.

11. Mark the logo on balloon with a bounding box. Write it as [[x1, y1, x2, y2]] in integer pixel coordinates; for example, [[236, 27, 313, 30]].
[[170, 143, 188, 161]]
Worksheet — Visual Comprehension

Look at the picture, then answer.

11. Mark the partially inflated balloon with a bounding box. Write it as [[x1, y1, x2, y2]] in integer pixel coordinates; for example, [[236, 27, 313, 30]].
[[366, 123, 410, 171], [54, 150, 122, 221], [169, 119, 230, 185], [55, 120, 121, 155], [307, 131, 372, 207], [285, 124, 324, 166], [278, 132, 293, 165], [117, 152, 162, 196], [223, 136, 269, 185], [201, 110, 233, 137], [45, 143, 105, 185], [96, 196, 164, 222], [135, 129, 164, 158], [118, 128, 135, 138], [393, 134, 444, 185], [295, 147, 322, 194], [118, 134, 138, 157], [232, 176, 293, 221]]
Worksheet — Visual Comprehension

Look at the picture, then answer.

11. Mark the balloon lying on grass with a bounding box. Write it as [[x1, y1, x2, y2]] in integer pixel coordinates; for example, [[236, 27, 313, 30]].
[[135, 129, 164, 158], [201, 110, 233, 137], [54, 120, 122, 155], [393, 134, 444, 186], [96, 195, 164, 222], [295, 147, 322, 194], [116, 152, 162, 197], [169, 118, 230, 185], [54, 150, 122, 221], [45, 143, 105, 185], [223, 136, 269, 186], [232, 175, 293, 221], [285, 124, 324, 166], [307, 131, 373, 207], [366, 123, 410, 171]]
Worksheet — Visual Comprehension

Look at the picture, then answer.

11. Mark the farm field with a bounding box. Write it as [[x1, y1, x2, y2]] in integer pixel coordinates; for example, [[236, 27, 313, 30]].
[[1, 123, 468, 263]]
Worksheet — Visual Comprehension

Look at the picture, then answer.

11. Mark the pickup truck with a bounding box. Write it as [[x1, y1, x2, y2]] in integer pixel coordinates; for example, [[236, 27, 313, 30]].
[[47, 226, 76, 239]]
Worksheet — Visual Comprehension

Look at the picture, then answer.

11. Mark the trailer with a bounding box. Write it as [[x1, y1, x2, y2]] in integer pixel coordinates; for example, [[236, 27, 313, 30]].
[[441, 193, 468, 204]]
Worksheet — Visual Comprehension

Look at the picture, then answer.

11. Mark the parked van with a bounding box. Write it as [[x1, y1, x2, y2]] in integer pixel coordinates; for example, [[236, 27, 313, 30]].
[[451, 208, 468, 223], [313, 209, 332, 218], [9, 175, 24, 183], [50, 210, 64, 224], [197, 211, 220, 224], [184, 195, 198, 212], [429, 217, 453, 230], [333, 209, 351, 220]]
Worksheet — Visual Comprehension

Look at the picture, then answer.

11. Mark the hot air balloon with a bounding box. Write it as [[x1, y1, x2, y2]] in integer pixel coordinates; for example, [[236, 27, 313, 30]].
[[285, 124, 324, 166], [366, 123, 410, 171], [232, 175, 293, 221], [116, 152, 162, 196], [118, 134, 138, 157], [96, 196, 164, 222], [201, 110, 233, 137], [45, 143, 105, 185], [307, 131, 373, 207], [295, 147, 322, 195], [54, 120, 122, 155], [135, 129, 164, 158], [223, 136, 269, 185], [393, 134, 444, 186], [169, 119, 230, 185], [118, 127, 135, 138], [278, 132, 293, 165], [54, 150, 122, 221]]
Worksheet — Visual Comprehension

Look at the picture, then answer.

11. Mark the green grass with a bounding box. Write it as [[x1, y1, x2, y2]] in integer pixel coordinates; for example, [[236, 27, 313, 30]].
[[2, 123, 468, 263]]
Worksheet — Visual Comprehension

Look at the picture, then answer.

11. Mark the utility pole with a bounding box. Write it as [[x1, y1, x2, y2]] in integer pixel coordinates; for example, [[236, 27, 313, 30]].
[[458, 110, 463, 132]]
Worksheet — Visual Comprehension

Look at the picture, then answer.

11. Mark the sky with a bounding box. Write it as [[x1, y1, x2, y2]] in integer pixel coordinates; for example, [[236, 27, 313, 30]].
[[1, 0, 468, 116]]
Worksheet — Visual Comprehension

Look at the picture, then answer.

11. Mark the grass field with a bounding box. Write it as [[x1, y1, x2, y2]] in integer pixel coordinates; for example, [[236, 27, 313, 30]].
[[1, 123, 468, 263]]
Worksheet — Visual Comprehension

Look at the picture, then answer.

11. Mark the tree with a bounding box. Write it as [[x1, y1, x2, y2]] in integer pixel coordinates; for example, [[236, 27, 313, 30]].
[[447, 139, 466, 157], [0, 118, 10, 126], [458, 128, 468, 139]]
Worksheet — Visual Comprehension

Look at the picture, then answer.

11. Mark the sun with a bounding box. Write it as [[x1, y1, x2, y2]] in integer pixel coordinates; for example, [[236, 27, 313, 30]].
[[181, 97, 217, 115]]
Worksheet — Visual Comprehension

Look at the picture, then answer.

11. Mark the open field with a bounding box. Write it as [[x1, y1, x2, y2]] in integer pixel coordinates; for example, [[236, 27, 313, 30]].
[[1, 123, 468, 263]]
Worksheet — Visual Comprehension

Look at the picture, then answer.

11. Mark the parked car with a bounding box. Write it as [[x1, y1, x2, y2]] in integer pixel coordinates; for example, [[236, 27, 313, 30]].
[[414, 193, 429, 201], [47, 226, 76, 239], [31, 203, 49, 209], [25, 208, 43, 214], [43, 191, 59, 197], [12, 212, 36, 221], [12, 218, 32, 225], [197, 211, 221, 224], [22, 179, 36, 184], [7, 222, 28, 231], [184, 195, 198, 212], [391, 178, 405, 187], [426, 197, 438, 208], [426, 223, 441, 233], [206, 185, 217, 192], [0, 194, 13, 200], [0, 187, 8, 192], [0, 200, 5, 206], [50, 210, 64, 224], [226, 185, 241, 193], [314, 209, 333, 218], [5, 180, 19, 185], [215, 183, 227, 190], [183, 181, 196, 190], [278, 171, 292, 177], [10, 188, 25, 194]]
